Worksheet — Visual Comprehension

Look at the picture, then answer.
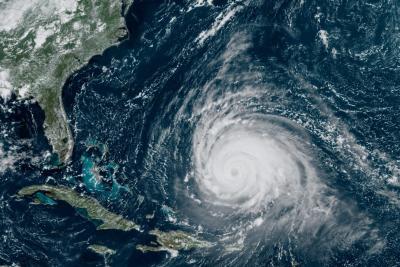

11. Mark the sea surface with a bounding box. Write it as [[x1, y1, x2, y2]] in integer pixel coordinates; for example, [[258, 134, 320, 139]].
[[1, 0, 400, 266]]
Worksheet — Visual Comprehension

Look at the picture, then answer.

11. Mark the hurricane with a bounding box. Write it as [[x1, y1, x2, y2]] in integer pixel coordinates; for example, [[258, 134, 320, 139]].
[[190, 39, 317, 212], [136, 32, 384, 265], [193, 113, 313, 210], [1, 0, 400, 266]]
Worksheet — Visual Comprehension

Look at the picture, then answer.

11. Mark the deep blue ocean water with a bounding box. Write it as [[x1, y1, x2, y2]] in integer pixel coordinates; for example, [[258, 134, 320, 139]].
[[1, 0, 400, 266]]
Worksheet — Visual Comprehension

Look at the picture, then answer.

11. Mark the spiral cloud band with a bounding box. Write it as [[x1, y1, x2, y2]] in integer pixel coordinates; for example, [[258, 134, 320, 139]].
[[193, 113, 317, 212], [144, 32, 380, 262]]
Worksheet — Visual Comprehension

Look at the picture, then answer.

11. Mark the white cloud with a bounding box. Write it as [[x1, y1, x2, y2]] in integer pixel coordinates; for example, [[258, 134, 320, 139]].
[[0, 69, 12, 102]]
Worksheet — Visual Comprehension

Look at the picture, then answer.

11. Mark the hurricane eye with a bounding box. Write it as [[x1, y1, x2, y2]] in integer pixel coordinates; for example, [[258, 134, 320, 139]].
[[230, 168, 239, 177]]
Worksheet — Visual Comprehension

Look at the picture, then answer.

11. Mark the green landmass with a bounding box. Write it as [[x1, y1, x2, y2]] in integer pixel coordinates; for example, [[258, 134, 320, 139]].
[[18, 184, 139, 231], [0, 0, 133, 164], [88, 244, 116, 256], [136, 229, 212, 256]]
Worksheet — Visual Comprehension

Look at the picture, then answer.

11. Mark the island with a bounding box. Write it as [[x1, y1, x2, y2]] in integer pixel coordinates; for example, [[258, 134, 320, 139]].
[[88, 244, 116, 256], [136, 229, 212, 257], [18, 184, 140, 231]]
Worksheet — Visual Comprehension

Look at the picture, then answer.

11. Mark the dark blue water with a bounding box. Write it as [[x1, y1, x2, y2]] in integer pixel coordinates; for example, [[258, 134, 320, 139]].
[[1, 0, 400, 266]]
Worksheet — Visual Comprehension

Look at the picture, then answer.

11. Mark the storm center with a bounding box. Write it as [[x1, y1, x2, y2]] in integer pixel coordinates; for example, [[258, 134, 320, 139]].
[[230, 168, 239, 177]]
